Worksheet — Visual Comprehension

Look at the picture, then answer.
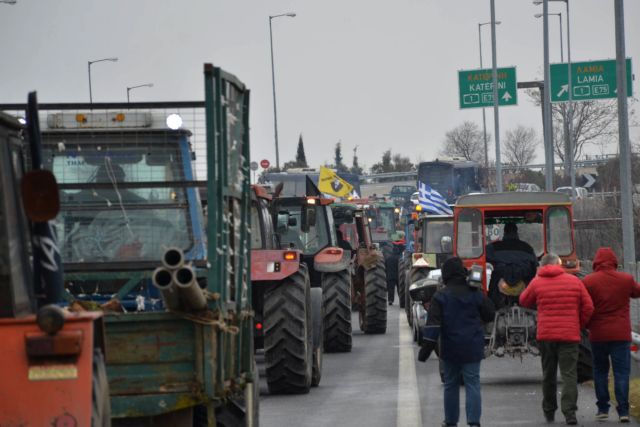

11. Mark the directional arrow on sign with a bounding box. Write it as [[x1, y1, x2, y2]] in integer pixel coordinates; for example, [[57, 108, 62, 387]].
[[557, 84, 568, 98], [502, 92, 512, 102], [583, 173, 596, 188]]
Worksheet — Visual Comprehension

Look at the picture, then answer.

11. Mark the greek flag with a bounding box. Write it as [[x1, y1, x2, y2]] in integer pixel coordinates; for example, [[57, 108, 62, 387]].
[[418, 182, 453, 215]]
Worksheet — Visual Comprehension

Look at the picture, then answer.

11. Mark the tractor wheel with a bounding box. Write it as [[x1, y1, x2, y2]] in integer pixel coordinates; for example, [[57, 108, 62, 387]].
[[322, 270, 352, 352], [311, 288, 324, 386], [578, 330, 594, 384], [264, 264, 313, 394], [407, 267, 430, 326], [92, 348, 111, 427], [398, 257, 407, 309], [361, 260, 387, 334]]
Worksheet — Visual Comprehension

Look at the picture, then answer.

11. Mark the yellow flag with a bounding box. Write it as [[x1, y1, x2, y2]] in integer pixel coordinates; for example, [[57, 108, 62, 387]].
[[318, 166, 354, 197]]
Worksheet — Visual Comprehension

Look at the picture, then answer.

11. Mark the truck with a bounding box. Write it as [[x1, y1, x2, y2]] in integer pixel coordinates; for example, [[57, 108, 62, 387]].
[[250, 185, 323, 394], [0, 96, 110, 426], [1, 64, 258, 425]]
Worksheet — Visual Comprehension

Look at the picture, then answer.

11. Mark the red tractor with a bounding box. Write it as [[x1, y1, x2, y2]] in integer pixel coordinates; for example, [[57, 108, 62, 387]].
[[250, 185, 323, 394], [332, 203, 388, 334]]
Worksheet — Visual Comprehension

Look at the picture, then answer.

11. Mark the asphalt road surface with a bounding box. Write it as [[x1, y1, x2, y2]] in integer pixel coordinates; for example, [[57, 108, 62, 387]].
[[259, 305, 640, 427]]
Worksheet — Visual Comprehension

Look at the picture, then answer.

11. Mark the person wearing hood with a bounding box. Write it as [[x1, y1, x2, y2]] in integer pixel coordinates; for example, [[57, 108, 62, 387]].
[[418, 257, 495, 427], [519, 253, 594, 425], [582, 247, 640, 423]]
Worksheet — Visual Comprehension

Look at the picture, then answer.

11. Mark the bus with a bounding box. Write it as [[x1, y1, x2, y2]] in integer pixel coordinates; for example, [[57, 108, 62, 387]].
[[417, 159, 481, 203]]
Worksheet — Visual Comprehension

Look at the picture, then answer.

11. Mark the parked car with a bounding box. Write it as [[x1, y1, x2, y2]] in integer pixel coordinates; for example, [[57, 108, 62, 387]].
[[515, 183, 541, 192], [556, 186, 589, 200]]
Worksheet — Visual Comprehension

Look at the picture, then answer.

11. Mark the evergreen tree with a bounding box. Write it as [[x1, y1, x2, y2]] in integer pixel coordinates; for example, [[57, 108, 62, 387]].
[[334, 141, 348, 172], [295, 134, 308, 168]]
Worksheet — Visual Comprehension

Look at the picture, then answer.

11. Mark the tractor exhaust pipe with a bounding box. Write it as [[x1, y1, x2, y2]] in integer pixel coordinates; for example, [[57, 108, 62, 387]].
[[151, 267, 181, 311], [173, 265, 207, 312]]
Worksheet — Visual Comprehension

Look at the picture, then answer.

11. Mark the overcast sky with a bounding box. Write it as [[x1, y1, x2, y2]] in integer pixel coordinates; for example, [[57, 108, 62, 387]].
[[1, 1, 638, 171]]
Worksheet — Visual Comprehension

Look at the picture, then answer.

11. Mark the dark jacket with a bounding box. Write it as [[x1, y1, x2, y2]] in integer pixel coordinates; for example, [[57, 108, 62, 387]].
[[520, 264, 593, 342], [423, 273, 495, 364], [583, 248, 640, 342], [486, 235, 538, 306]]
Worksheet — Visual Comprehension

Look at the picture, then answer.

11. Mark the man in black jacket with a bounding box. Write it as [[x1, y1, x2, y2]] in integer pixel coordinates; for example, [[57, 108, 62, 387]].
[[419, 257, 495, 427]]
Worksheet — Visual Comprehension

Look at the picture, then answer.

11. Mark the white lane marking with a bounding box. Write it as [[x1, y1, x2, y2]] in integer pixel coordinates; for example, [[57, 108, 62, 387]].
[[397, 309, 423, 427]]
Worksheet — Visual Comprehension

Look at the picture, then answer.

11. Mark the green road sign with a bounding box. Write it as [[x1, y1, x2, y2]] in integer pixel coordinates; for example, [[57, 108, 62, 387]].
[[550, 58, 632, 102], [458, 67, 518, 109]]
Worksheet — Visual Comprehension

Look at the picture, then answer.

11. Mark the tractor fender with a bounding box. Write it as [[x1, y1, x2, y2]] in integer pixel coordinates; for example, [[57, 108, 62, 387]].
[[251, 249, 301, 282], [314, 248, 350, 273]]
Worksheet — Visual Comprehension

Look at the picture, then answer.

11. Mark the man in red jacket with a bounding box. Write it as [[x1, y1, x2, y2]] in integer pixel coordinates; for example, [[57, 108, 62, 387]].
[[520, 253, 594, 425], [583, 247, 640, 423]]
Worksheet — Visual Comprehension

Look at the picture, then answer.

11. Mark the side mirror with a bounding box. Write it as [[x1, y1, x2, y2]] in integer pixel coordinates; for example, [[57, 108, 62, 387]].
[[467, 264, 484, 289], [21, 170, 60, 222], [440, 235, 453, 253], [276, 212, 290, 233]]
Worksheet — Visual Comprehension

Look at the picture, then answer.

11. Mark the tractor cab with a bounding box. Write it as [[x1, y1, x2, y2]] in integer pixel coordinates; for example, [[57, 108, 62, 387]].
[[454, 192, 578, 292]]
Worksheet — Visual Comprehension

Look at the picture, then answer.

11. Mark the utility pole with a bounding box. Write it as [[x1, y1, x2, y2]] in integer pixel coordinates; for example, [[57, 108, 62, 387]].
[[614, 0, 636, 271], [542, 0, 554, 191], [490, 0, 502, 192]]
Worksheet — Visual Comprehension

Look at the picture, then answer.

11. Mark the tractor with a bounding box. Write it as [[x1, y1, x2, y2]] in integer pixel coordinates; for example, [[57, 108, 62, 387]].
[[332, 204, 388, 334], [250, 185, 323, 394]]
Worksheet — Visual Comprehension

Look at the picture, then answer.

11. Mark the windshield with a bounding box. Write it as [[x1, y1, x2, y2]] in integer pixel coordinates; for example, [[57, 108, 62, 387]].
[[484, 210, 544, 256], [423, 220, 454, 253], [547, 206, 573, 256], [277, 204, 330, 255], [42, 139, 197, 263], [368, 207, 396, 242]]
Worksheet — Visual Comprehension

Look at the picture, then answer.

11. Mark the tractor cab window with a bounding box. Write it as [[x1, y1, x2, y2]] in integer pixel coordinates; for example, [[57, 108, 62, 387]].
[[250, 203, 263, 249], [42, 138, 196, 263], [423, 220, 454, 254], [456, 208, 483, 258], [484, 210, 544, 257], [277, 204, 330, 255], [368, 207, 396, 242], [547, 206, 573, 256]]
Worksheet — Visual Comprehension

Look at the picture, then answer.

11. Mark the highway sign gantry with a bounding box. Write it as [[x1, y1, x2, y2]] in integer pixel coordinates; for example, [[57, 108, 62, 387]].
[[550, 58, 633, 102], [458, 67, 518, 109]]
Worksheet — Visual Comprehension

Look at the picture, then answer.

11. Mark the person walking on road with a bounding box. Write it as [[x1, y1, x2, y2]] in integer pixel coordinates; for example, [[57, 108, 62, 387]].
[[582, 247, 640, 423], [385, 231, 405, 305], [519, 253, 594, 425], [418, 257, 495, 427]]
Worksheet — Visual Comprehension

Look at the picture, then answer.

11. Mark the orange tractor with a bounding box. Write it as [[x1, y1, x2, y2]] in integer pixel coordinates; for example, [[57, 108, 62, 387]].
[[0, 97, 109, 426]]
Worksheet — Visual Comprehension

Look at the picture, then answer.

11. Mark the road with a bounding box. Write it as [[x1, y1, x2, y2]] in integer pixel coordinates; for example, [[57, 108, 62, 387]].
[[259, 305, 640, 427]]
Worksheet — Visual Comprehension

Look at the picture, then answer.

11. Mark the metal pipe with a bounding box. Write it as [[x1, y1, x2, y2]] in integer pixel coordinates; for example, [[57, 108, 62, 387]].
[[479, 23, 488, 169], [162, 247, 185, 270], [566, 0, 576, 199], [173, 266, 207, 312], [490, 0, 502, 192], [151, 267, 181, 311], [615, 0, 636, 271]]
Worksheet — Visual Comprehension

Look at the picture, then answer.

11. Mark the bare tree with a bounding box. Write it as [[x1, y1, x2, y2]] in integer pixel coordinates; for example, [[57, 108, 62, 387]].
[[503, 125, 539, 167], [440, 121, 484, 162]]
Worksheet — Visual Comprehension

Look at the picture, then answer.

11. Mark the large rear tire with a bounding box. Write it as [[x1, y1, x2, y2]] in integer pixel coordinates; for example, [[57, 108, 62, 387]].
[[311, 288, 324, 386], [264, 264, 313, 394], [322, 270, 353, 352], [92, 348, 111, 427], [398, 257, 409, 309], [407, 267, 430, 326], [361, 260, 387, 334]]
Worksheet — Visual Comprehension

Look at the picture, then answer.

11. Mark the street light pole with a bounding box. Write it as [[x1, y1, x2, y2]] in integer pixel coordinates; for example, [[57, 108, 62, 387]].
[[614, 0, 636, 271], [88, 57, 118, 104], [478, 21, 501, 170], [269, 12, 296, 170], [489, 0, 502, 192], [126, 83, 154, 103], [542, 0, 554, 191]]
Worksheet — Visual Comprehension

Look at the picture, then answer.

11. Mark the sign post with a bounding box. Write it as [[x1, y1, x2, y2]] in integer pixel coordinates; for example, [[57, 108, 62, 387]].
[[458, 66, 518, 109], [550, 58, 632, 102]]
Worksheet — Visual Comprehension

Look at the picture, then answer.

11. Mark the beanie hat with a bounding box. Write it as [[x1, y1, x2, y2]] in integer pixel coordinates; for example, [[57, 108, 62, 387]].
[[441, 257, 467, 282]]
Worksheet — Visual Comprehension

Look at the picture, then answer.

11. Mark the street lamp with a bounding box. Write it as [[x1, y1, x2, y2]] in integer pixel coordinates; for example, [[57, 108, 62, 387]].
[[269, 12, 296, 170], [126, 83, 154, 103], [535, 0, 573, 194], [534, 13, 563, 61], [478, 20, 501, 169], [88, 57, 118, 104]]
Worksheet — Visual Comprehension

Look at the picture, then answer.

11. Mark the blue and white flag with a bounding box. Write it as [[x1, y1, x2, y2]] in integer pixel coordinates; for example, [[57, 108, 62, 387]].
[[418, 182, 453, 215]]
